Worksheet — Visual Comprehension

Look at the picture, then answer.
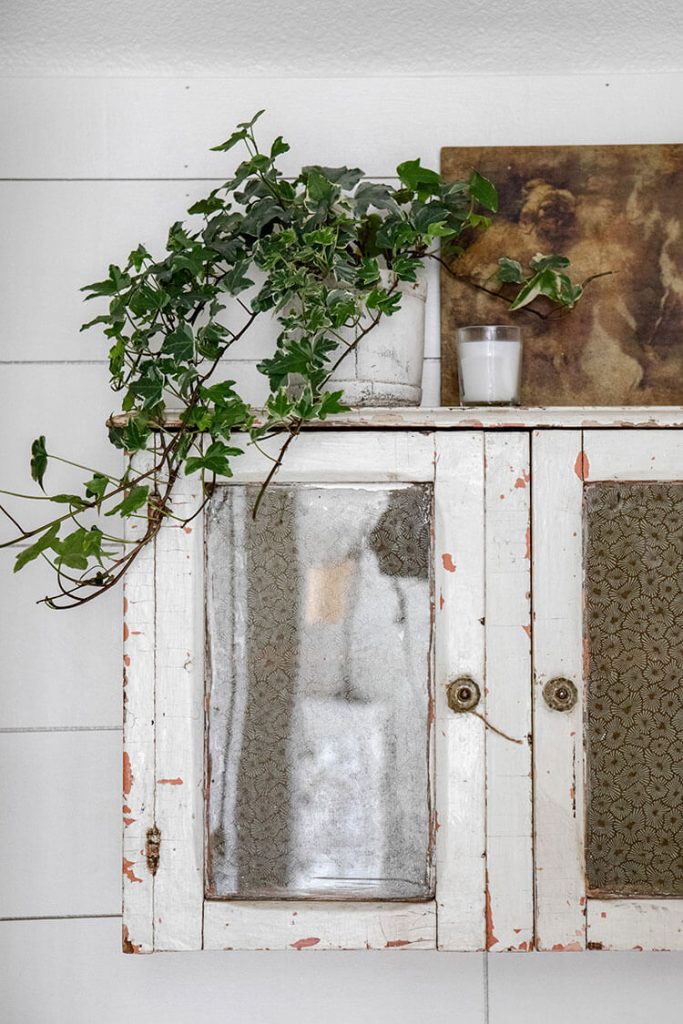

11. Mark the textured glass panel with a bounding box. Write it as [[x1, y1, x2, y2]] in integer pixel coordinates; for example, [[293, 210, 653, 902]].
[[205, 483, 434, 900], [584, 483, 683, 897]]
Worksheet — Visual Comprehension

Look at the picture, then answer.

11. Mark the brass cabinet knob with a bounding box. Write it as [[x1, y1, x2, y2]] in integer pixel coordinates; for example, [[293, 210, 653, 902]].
[[542, 677, 578, 712], [447, 677, 481, 713]]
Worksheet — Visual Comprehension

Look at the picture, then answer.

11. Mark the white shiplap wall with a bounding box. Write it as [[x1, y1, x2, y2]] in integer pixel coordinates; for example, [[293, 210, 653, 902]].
[[1, 76, 683, 1024]]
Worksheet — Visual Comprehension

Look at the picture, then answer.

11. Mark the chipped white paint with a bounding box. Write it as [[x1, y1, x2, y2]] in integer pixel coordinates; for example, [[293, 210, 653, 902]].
[[152, 472, 205, 951], [203, 901, 436, 951], [484, 433, 533, 952], [587, 900, 683, 951], [122, 450, 157, 954], [533, 429, 683, 953], [434, 432, 487, 950], [532, 431, 587, 951], [109, 406, 683, 432], [124, 422, 683, 953], [583, 429, 683, 479]]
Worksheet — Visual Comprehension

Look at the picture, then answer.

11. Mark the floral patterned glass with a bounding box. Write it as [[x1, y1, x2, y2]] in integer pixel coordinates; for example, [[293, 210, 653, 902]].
[[584, 483, 683, 897], [205, 483, 434, 900]]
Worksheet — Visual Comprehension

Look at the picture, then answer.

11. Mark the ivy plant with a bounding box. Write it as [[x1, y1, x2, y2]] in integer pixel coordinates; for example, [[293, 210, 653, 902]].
[[0, 111, 602, 609]]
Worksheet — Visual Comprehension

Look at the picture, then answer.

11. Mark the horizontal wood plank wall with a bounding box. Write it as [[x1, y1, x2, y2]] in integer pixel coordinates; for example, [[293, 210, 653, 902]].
[[3, 73, 683, 1021]]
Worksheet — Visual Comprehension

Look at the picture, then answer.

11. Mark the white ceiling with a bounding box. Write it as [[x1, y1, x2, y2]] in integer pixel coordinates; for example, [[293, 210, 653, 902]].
[[3, 0, 683, 76]]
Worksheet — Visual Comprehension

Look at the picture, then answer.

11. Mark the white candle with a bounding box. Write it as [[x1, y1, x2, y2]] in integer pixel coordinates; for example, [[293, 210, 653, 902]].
[[456, 327, 522, 406]]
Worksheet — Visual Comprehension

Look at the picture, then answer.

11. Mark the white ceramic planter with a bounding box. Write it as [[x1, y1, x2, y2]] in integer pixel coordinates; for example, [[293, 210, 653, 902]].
[[328, 271, 427, 407]]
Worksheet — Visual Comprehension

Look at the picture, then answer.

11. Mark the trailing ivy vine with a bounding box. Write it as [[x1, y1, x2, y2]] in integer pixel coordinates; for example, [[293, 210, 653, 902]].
[[0, 111, 602, 609]]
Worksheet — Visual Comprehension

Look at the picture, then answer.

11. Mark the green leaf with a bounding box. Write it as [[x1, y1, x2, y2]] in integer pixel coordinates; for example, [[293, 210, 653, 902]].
[[30, 435, 48, 491], [468, 170, 498, 212], [270, 136, 290, 159], [508, 273, 545, 311], [14, 523, 60, 572], [105, 484, 150, 518], [49, 494, 88, 510], [129, 365, 165, 409], [210, 109, 265, 152], [185, 441, 242, 477], [529, 253, 570, 272], [162, 324, 194, 362], [318, 390, 349, 418], [85, 473, 109, 501], [497, 257, 525, 284], [396, 159, 441, 196]]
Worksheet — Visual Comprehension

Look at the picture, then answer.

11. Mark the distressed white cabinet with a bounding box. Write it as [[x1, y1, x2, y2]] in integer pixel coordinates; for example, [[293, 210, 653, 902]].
[[122, 410, 683, 953]]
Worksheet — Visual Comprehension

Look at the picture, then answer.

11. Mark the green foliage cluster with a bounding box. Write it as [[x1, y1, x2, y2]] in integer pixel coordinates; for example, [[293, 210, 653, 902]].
[[0, 112, 596, 608]]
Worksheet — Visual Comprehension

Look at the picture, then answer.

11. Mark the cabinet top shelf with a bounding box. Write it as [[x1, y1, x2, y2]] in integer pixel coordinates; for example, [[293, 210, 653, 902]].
[[109, 406, 683, 431]]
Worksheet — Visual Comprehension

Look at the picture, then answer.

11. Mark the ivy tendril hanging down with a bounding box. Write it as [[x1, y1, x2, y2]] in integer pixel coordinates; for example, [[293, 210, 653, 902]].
[[0, 111, 604, 609]]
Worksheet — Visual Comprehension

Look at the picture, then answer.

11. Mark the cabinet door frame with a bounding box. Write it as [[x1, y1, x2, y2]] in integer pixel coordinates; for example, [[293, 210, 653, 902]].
[[123, 429, 491, 952], [533, 429, 683, 951]]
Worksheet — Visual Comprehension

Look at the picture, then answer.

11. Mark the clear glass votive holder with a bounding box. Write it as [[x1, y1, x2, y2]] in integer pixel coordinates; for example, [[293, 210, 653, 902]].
[[456, 325, 523, 406]]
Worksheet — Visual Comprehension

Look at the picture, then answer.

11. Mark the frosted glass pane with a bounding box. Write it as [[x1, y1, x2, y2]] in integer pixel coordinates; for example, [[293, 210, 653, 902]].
[[205, 483, 434, 900], [584, 483, 683, 897]]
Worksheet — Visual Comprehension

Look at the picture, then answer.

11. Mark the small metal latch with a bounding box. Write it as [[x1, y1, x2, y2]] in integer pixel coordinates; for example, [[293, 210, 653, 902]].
[[542, 677, 578, 712], [447, 676, 481, 713], [146, 825, 161, 876]]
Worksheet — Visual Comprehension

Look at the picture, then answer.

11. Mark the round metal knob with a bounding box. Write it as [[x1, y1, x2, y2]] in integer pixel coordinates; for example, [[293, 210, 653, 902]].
[[447, 677, 481, 713], [542, 677, 578, 712]]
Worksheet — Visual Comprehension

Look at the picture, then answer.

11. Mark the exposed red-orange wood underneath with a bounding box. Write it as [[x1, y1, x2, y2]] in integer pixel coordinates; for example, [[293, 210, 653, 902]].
[[522, 624, 531, 638], [517, 941, 529, 951], [441, 553, 456, 573], [485, 871, 499, 950], [123, 596, 128, 614], [122, 751, 134, 798], [514, 471, 530, 489], [290, 936, 320, 950], [574, 451, 590, 481], [123, 817, 136, 827], [385, 939, 412, 948], [157, 777, 183, 785], [524, 527, 531, 561], [439, 591, 445, 610], [427, 694, 435, 728], [122, 924, 141, 954], [123, 654, 131, 668], [551, 941, 582, 951], [184, 526, 193, 534], [123, 858, 142, 884], [123, 622, 129, 642]]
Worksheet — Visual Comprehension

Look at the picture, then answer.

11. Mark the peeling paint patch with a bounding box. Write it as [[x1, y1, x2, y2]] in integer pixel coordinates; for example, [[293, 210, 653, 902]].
[[123, 751, 134, 798], [439, 591, 445, 610], [385, 939, 413, 948], [524, 527, 531, 561], [574, 451, 590, 481], [551, 941, 582, 951], [122, 924, 141, 954], [183, 526, 193, 534], [514, 471, 530, 489], [123, 816, 136, 827], [441, 552, 456, 573], [290, 936, 320, 950], [123, 596, 128, 615], [123, 858, 142, 884], [485, 871, 499, 950], [123, 622, 129, 642], [522, 624, 531, 638], [157, 777, 183, 785], [123, 654, 131, 668]]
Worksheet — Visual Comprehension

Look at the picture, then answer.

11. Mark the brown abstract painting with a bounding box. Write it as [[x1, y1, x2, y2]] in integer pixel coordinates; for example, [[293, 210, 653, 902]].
[[440, 145, 683, 406]]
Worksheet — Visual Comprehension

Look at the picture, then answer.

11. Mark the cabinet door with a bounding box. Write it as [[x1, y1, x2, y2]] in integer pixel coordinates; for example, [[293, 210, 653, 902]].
[[533, 430, 683, 951], [123, 430, 499, 951]]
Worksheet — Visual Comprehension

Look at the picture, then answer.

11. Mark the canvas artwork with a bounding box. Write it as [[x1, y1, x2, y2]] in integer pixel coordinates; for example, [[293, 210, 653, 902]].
[[440, 144, 683, 406]]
